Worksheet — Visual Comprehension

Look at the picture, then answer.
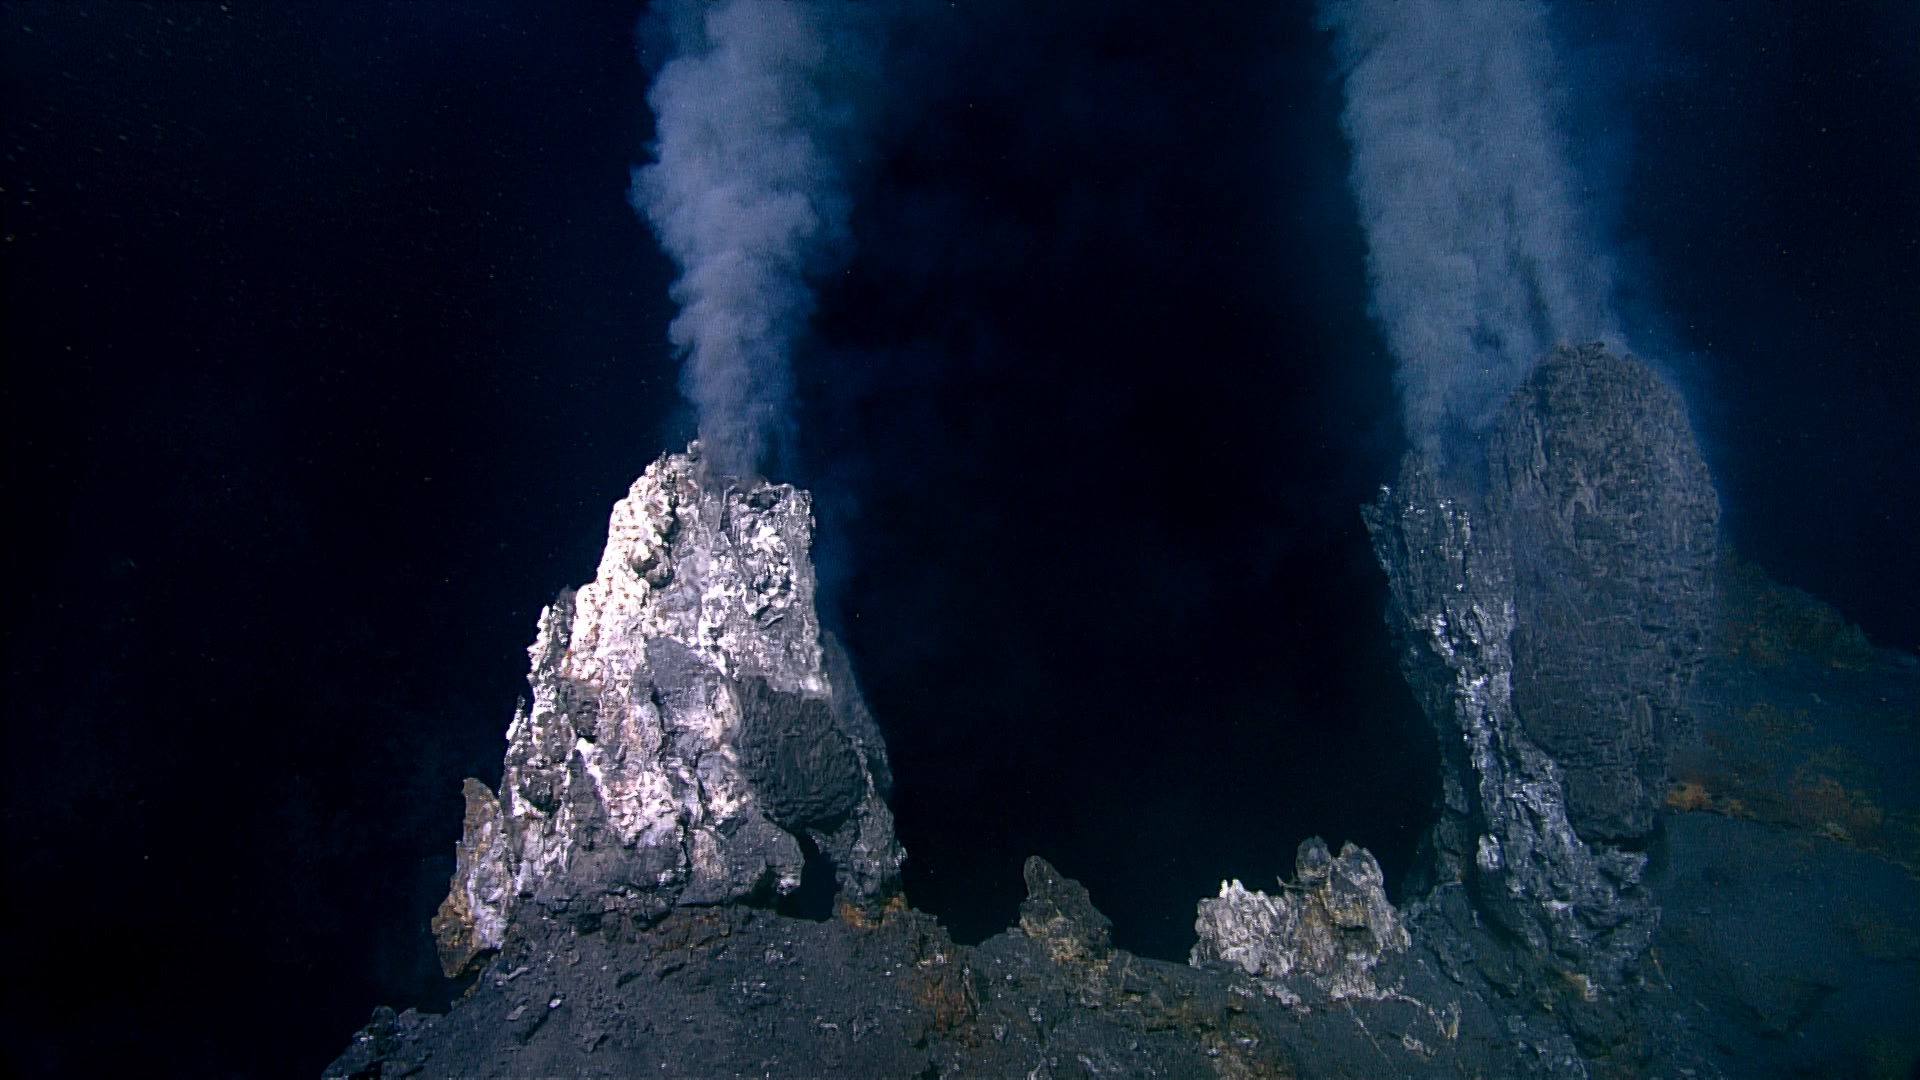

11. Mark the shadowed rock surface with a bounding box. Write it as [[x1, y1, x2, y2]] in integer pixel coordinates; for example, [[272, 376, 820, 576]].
[[1358, 344, 1712, 1001], [1490, 343, 1721, 842], [1353, 345, 1916, 1078], [1360, 446, 1667, 1069]]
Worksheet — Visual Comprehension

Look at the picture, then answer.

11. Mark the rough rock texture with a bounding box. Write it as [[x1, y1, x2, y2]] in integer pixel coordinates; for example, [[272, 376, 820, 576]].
[[1489, 343, 1720, 841], [1293, 345, 1718, 1055], [332, 400, 1920, 1080], [330, 855, 1663, 1080], [1361, 454, 1657, 996], [431, 443, 902, 978], [1149, 342, 1912, 1078], [1016, 855, 1114, 974], [1191, 837, 1410, 1006], [1353, 345, 1715, 986], [1650, 591, 1920, 1078]]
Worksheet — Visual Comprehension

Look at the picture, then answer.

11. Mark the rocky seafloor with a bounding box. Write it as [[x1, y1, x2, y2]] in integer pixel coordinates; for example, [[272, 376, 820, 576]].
[[328, 346, 1920, 1080]]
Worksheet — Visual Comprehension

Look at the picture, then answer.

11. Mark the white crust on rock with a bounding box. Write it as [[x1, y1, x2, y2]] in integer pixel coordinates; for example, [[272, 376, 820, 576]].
[[1192, 837, 1410, 1005], [433, 444, 900, 976]]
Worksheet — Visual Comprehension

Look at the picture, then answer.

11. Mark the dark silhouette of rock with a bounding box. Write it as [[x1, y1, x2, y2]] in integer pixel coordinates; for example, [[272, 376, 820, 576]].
[[1360, 345, 1714, 987], [1350, 345, 1714, 1062]]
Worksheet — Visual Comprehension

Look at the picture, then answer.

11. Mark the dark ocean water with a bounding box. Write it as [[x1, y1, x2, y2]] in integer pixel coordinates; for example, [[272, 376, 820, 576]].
[[3, 3, 1913, 1077]]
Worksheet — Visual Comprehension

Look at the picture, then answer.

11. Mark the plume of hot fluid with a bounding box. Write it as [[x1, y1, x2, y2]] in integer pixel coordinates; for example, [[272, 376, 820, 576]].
[[1320, 0, 1621, 462], [632, 0, 882, 478]]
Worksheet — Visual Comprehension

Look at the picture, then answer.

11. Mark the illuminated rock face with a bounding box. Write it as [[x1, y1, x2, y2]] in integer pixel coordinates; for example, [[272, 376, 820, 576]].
[[433, 443, 901, 977], [1192, 838, 1410, 1006]]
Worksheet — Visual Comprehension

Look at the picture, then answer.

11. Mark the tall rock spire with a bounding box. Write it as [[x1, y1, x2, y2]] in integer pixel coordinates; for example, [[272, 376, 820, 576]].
[[432, 443, 902, 978]]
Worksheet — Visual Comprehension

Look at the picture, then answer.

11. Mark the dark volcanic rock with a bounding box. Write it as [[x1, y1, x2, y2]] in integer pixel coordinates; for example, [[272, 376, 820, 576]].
[[1354, 345, 1708, 1061], [334, 411, 1920, 1080], [1349, 343, 1919, 1079], [1362, 450, 1658, 998], [1361, 345, 1716, 979], [333, 854, 1694, 1080], [1489, 343, 1720, 841], [734, 676, 866, 832], [332, 865, 1305, 1080]]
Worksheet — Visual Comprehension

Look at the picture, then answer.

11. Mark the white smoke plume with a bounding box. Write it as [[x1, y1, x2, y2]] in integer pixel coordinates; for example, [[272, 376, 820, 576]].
[[631, 0, 883, 479], [1320, 0, 1621, 459]]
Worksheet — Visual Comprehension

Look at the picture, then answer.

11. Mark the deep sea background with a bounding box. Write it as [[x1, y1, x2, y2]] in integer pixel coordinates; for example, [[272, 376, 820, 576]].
[[3, 2, 1913, 1077]]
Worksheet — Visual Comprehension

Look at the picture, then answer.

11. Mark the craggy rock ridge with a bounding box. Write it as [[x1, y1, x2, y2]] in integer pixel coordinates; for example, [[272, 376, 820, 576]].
[[1345, 344, 1918, 1077], [430, 443, 903, 979]]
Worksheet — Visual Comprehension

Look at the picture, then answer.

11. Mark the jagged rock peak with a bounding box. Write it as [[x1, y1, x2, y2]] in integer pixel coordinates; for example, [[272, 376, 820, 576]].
[[1191, 837, 1411, 1007], [1018, 856, 1115, 971], [433, 442, 902, 978]]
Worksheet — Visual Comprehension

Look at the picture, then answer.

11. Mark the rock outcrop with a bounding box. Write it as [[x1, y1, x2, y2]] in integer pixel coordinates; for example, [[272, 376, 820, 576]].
[[1247, 343, 1708, 1035], [332, 387, 1919, 1080], [1362, 452, 1657, 995], [431, 443, 902, 978], [1357, 344, 1714, 993], [1183, 346, 1709, 1059], [1192, 837, 1410, 1006], [1488, 344, 1720, 841]]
